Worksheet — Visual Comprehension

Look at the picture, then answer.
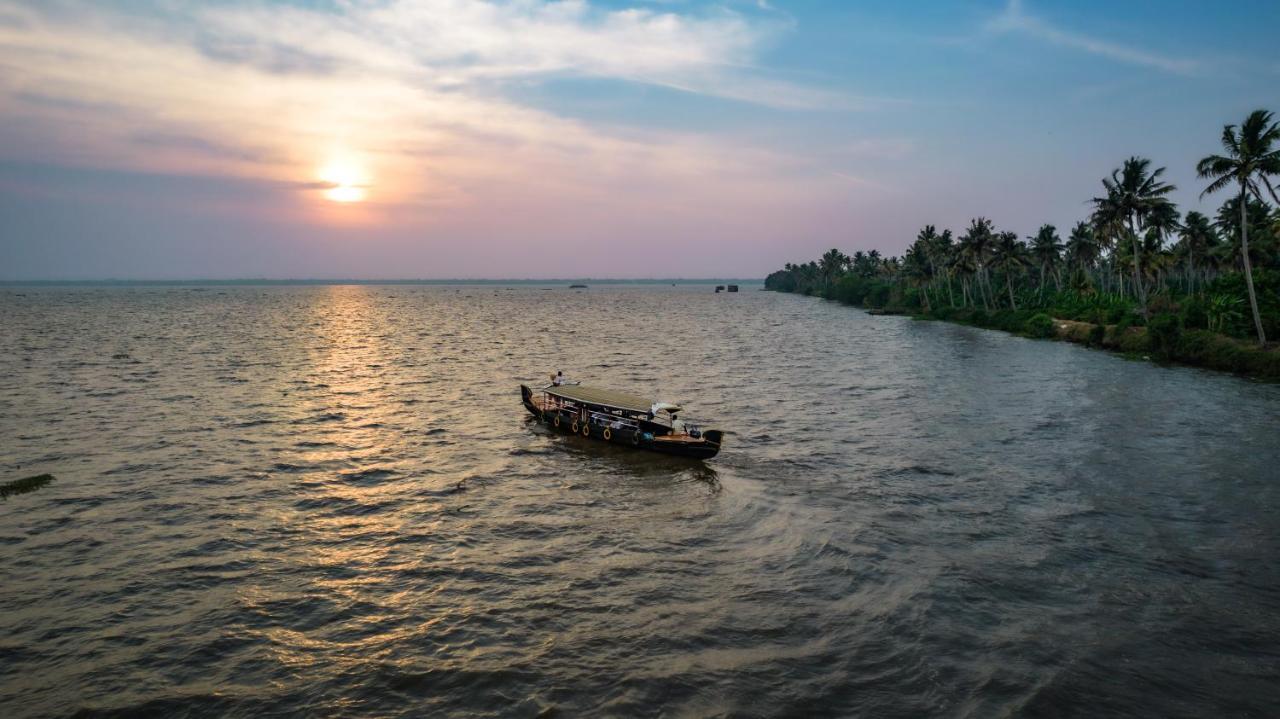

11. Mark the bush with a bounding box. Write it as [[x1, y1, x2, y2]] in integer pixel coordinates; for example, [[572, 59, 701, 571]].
[[1147, 313, 1182, 360], [968, 309, 989, 327], [1116, 327, 1150, 353], [1088, 323, 1106, 346], [1181, 294, 1209, 330], [1025, 313, 1055, 339], [865, 283, 891, 308], [1176, 330, 1245, 372]]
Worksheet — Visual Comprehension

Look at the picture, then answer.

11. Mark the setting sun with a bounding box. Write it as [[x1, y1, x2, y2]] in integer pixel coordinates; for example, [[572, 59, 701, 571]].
[[318, 161, 369, 203]]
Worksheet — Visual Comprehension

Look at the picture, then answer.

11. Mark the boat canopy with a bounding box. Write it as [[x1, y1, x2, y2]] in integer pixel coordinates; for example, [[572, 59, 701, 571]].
[[650, 402, 682, 415], [544, 384, 653, 413]]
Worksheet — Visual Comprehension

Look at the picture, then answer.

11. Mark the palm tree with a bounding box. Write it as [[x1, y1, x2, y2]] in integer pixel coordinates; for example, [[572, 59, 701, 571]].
[[958, 218, 996, 309], [1065, 221, 1099, 272], [903, 243, 934, 311], [1092, 157, 1177, 317], [930, 229, 957, 306], [1177, 211, 1216, 292], [990, 231, 1030, 309], [1029, 224, 1064, 296], [1196, 109, 1280, 345], [819, 248, 849, 290]]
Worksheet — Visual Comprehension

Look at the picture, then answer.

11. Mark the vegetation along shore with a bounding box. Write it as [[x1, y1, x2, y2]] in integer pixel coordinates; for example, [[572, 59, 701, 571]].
[[766, 109, 1280, 380]]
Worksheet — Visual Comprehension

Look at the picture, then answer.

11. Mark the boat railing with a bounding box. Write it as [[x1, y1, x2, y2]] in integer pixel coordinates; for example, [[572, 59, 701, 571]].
[[587, 409, 640, 431]]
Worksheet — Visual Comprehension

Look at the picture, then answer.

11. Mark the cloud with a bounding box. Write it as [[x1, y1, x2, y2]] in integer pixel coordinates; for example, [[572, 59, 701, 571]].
[[988, 0, 1200, 76], [0, 0, 875, 231]]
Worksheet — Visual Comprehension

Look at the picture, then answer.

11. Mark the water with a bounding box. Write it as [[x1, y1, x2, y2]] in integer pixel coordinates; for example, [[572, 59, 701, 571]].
[[2, 284, 1278, 718]]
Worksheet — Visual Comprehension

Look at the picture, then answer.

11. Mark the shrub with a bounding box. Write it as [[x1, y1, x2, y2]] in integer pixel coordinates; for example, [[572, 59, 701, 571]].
[[968, 309, 989, 327], [1147, 313, 1182, 360], [1088, 323, 1106, 346], [865, 283, 891, 308], [1177, 330, 1245, 372], [1181, 294, 1209, 330], [1025, 313, 1055, 339], [1117, 327, 1150, 354]]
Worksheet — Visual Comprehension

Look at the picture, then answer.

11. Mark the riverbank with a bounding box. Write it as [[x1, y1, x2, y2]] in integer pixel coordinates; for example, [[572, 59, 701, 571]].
[[868, 302, 1280, 380]]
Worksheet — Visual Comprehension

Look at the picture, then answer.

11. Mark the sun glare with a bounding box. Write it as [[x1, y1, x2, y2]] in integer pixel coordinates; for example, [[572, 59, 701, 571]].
[[319, 161, 369, 203]]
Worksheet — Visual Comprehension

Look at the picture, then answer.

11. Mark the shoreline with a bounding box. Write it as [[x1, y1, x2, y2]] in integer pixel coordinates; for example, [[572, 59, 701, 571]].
[[793, 293, 1280, 381]]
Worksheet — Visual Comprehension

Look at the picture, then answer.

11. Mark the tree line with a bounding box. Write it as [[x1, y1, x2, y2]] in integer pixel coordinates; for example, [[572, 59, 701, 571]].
[[765, 109, 1280, 350]]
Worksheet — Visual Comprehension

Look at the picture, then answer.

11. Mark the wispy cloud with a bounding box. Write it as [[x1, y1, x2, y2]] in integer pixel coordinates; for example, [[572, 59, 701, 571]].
[[0, 0, 868, 221], [988, 0, 1200, 76]]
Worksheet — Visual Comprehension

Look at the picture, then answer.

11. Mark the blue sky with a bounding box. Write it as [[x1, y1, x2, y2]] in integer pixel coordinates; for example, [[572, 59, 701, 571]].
[[1, 0, 1277, 279]]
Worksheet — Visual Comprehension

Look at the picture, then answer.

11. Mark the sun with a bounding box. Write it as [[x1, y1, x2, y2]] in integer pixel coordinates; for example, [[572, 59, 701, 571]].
[[318, 161, 369, 203]]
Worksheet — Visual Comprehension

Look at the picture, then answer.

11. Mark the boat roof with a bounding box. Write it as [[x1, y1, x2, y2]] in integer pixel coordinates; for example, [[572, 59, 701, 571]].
[[544, 384, 653, 413]]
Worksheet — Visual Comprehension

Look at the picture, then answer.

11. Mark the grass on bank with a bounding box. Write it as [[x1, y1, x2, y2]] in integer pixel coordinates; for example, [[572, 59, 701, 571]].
[[911, 304, 1280, 378]]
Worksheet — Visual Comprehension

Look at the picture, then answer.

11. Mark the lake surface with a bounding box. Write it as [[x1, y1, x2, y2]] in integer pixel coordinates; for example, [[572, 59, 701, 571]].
[[2, 284, 1279, 718]]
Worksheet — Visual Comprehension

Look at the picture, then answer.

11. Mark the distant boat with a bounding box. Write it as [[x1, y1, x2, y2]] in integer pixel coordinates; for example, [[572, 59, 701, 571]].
[[521, 383, 723, 459], [727, 284, 738, 292], [715, 285, 725, 293], [569, 284, 588, 289]]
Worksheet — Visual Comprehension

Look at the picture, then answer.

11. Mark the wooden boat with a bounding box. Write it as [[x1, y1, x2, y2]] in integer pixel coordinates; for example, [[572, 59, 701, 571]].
[[521, 383, 724, 459]]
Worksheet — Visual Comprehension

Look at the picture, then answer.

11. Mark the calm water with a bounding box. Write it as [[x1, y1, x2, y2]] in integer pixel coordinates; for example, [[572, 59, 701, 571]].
[[2, 284, 1279, 718]]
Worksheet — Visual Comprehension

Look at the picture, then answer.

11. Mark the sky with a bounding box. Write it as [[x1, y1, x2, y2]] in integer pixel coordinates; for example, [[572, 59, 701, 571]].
[[1, 0, 1278, 280]]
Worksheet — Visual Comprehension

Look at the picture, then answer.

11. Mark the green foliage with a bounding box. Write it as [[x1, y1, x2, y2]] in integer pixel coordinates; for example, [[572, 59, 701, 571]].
[[1176, 330, 1280, 376], [1025, 313, 1055, 338], [1116, 328, 1151, 354], [1205, 269, 1280, 338], [1088, 323, 1106, 346], [1181, 294, 1209, 330], [764, 119, 1280, 374], [1147, 313, 1183, 359]]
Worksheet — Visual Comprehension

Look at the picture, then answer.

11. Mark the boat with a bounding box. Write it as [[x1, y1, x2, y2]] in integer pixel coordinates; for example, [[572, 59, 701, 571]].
[[520, 383, 724, 459], [727, 284, 738, 292], [715, 285, 725, 293], [569, 283, 588, 289]]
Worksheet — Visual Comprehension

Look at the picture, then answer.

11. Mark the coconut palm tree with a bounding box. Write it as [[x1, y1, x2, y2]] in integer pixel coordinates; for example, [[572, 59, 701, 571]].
[[958, 218, 996, 309], [1177, 211, 1217, 292], [819, 248, 850, 290], [1065, 221, 1099, 272], [903, 243, 934, 311], [1196, 109, 1280, 345], [929, 229, 957, 306], [990, 231, 1031, 309], [1029, 224, 1064, 296], [1092, 157, 1177, 317]]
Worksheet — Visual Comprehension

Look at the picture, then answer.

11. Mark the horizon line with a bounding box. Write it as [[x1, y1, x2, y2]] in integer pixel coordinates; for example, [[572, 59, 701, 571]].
[[0, 277, 766, 285]]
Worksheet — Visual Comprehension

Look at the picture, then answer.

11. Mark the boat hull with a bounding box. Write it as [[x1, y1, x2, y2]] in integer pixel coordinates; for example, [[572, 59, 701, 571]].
[[521, 385, 722, 459]]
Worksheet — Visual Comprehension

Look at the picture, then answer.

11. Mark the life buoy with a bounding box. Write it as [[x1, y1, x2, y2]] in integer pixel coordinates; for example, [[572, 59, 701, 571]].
[[554, 415, 561, 428], [581, 423, 591, 437], [570, 421, 578, 434], [602, 428, 612, 441], [631, 429, 642, 445]]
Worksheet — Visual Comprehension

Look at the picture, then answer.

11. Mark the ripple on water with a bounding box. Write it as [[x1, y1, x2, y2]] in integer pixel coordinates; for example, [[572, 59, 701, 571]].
[[2, 284, 1280, 718]]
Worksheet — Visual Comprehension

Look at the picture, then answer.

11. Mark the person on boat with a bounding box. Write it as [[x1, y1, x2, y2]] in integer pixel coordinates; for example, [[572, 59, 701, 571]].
[[671, 413, 687, 435], [552, 371, 564, 386]]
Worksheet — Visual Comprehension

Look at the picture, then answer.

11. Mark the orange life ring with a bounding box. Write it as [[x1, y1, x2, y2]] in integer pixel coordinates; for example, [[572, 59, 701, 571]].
[[570, 420, 578, 434], [581, 423, 591, 437], [602, 428, 612, 441]]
